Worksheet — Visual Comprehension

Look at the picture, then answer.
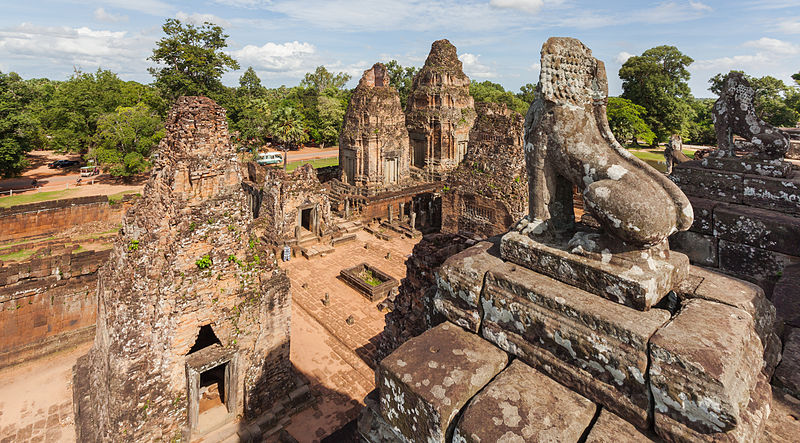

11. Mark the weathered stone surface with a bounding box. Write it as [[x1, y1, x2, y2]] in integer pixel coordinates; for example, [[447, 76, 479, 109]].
[[772, 263, 800, 328], [669, 231, 718, 267], [441, 102, 526, 238], [701, 156, 793, 178], [688, 196, 720, 235], [525, 37, 692, 247], [774, 327, 800, 399], [762, 386, 800, 442], [339, 63, 410, 187], [670, 162, 744, 204], [650, 299, 764, 435], [718, 239, 800, 293], [434, 239, 503, 332], [585, 409, 658, 443], [481, 261, 670, 428], [406, 39, 476, 172], [502, 228, 689, 310], [357, 390, 407, 443], [713, 202, 800, 256], [73, 97, 297, 442], [712, 72, 790, 159], [674, 266, 775, 347], [665, 134, 690, 175], [453, 359, 596, 442], [742, 173, 800, 215], [653, 372, 771, 443], [377, 321, 508, 442]]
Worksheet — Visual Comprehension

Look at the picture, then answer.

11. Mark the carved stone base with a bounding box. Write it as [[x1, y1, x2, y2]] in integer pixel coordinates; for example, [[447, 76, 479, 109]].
[[500, 224, 689, 311], [700, 156, 793, 178]]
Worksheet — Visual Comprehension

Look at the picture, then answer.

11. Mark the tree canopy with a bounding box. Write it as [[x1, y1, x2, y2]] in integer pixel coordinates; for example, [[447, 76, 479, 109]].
[[148, 19, 240, 101], [469, 81, 530, 115], [90, 103, 164, 177], [619, 45, 694, 143], [385, 60, 418, 110], [606, 97, 655, 145]]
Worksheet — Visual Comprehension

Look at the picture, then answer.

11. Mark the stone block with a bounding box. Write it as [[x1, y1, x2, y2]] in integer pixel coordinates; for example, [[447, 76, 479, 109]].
[[357, 390, 407, 443], [674, 266, 775, 347], [501, 229, 689, 310], [653, 373, 771, 443], [481, 262, 670, 428], [772, 263, 800, 328], [649, 299, 764, 435], [718, 239, 800, 292], [688, 196, 720, 235], [585, 409, 658, 443], [742, 173, 800, 215], [670, 162, 743, 203], [700, 156, 793, 178], [453, 360, 596, 442], [713, 203, 800, 256], [377, 321, 508, 442], [669, 231, 718, 267], [774, 327, 800, 399], [433, 240, 503, 333]]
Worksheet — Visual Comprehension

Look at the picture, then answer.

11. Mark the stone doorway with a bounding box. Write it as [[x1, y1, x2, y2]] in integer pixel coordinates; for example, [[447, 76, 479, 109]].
[[185, 325, 238, 440], [301, 207, 313, 231]]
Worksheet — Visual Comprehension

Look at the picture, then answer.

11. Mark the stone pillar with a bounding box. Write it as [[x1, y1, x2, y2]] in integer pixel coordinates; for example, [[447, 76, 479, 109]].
[[410, 211, 417, 230], [388, 205, 394, 223], [345, 199, 350, 217], [400, 202, 406, 221]]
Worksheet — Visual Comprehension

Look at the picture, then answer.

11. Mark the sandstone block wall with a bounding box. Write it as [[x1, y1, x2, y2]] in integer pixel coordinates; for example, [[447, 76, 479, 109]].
[[0, 195, 133, 243], [0, 249, 107, 368]]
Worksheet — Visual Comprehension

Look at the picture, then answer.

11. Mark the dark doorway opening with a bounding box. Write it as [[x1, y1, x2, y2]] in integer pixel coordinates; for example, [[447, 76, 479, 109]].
[[301, 207, 312, 231], [413, 140, 426, 169], [199, 363, 227, 414], [189, 324, 221, 354]]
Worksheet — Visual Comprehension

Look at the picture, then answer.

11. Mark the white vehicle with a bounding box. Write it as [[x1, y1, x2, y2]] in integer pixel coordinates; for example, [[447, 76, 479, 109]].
[[256, 151, 283, 166]]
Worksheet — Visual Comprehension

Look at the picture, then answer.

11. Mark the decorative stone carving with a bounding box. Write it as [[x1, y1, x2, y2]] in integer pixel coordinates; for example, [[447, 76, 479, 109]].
[[664, 134, 690, 174], [502, 37, 692, 310], [339, 63, 410, 187], [406, 39, 476, 172], [712, 72, 790, 160]]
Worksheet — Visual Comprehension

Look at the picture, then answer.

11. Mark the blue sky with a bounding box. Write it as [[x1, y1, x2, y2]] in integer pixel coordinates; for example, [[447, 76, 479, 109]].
[[1, 1, 798, 97]]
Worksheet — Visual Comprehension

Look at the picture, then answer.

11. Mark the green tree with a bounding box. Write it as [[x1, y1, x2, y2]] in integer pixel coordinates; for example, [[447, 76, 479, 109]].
[[517, 83, 537, 109], [269, 106, 307, 170], [385, 60, 417, 109], [469, 81, 529, 115], [90, 103, 164, 177], [793, 72, 800, 87], [709, 71, 800, 127], [686, 98, 716, 145], [619, 46, 694, 144], [300, 66, 351, 93], [237, 67, 267, 99], [314, 95, 345, 147], [0, 72, 45, 177], [606, 97, 655, 145], [148, 19, 240, 101]]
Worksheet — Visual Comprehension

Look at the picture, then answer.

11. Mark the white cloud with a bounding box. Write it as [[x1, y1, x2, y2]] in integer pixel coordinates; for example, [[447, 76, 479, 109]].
[[175, 11, 231, 27], [489, 0, 563, 14], [743, 37, 800, 55], [0, 23, 151, 74], [777, 17, 800, 34], [93, 8, 128, 23], [231, 41, 317, 74], [688, 1, 712, 12], [459, 53, 495, 78], [615, 51, 634, 64], [529, 62, 541, 71], [90, 0, 173, 16]]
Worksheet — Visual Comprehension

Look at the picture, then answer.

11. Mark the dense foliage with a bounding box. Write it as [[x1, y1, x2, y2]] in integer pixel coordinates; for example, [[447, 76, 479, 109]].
[[469, 81, 531, 115], [606, 97, 655, 145]]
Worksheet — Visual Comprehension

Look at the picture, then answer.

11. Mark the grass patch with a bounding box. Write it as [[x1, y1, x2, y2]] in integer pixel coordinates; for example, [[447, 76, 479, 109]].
[[286, 157, 339, 172], [0, 189, 79, 208], [0, 235, 55, 250], [358, 268, 383, 287], [108, 190, 140, 204], [0, 248, 35, 262]]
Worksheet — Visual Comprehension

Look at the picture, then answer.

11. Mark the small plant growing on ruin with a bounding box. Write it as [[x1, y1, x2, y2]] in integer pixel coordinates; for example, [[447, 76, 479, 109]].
[[227, 224, 236, 232], [442, 185, 450, 192], [128, 239, 139, 252], [195, 254, 212, 269], [206, 218, 215, 224], [189, 222, 196, 232]]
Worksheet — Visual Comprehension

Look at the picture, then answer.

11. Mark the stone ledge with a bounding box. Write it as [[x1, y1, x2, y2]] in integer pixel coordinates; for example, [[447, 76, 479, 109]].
[[774, 327, 800, 399], [713, 202, 800, 256], [699, 157, 793, 178], [481, 261, 670, 429], [453, 359, 596, 442], [649, 299, 764, 435], [585, 409, 658, 443], [377, 321, 508, 442]]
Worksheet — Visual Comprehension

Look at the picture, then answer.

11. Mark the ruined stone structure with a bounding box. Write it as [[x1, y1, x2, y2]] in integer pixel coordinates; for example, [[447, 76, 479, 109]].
[[360, 37, 784, 443], [244, 162, 332, 249], [441, 102, 526, 238], [406, 39, 476, 173], [339, 63, 410, 188], [74, 97, 307, 442], [664, 134, 690, 175], [670, 72, 800, 296]]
